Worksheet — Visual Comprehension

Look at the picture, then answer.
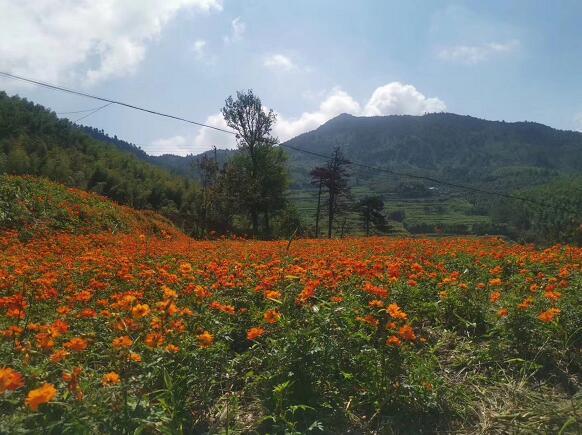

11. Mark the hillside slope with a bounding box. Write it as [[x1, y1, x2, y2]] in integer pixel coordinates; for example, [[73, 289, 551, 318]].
[[0, 175, 181, 240]]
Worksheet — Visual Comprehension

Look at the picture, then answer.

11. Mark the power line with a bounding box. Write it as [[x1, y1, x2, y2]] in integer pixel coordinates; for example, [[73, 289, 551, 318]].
[[73, 102, 113, 123], [1, 70, 578, 216], [0, 71, 236, 135], [56, 105, 110, 115]]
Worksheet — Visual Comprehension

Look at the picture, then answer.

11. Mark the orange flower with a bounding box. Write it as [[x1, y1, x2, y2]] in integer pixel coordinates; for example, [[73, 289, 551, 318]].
[[386, 335, 401, 346], [489, 291, 501, 303], [387, 303, 408, 320], [179, 262, 192, 274], [64, 337, 88, 352], [128, 352, 142, 362], [398, 325, 416, 341], [25, 383, 57, 411], [165, 344, 180, 353], [247, 327, 265, 341], [517, 297, 534, 310], [102, 372, 121, 386], [538, 308, 560, 323], [197, 331, 214, 348], [264, 309, 281, 324], [145, 333, 165, 348], [497, 308, 509, 318], [489, 278, 502, 287], [210, 301, 235, 315], [112, 336, 133, 349], [0, 368, 25, 393], [362, 282, 388, 299], [131, 303, 150, 319], [265, 290, 282, 300], [49, 349, 70, 363], [368, 300, 384, 309]]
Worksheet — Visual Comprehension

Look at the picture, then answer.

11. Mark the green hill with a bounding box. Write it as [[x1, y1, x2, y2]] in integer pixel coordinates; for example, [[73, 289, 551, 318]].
[[0, 92, 197, 221]]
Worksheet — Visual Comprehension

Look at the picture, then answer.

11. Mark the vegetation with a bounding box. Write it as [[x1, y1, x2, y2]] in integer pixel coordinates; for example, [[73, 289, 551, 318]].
[[0, 180, 580, 433]]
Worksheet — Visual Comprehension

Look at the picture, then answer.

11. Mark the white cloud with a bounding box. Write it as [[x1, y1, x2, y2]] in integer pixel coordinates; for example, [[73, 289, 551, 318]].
[[193, 113, 237, 150], [0, 0, 222, 86], [438, 39, 520, 64], [190, 82, 445, 153], [223, 17, 245, 44], [363, 82, 446, 116], [574, 113, 582, 132], [264, 54, 297, 72]]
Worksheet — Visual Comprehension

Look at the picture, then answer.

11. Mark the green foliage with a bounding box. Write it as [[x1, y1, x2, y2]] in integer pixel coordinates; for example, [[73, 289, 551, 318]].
[[0, 91, 198, 224]]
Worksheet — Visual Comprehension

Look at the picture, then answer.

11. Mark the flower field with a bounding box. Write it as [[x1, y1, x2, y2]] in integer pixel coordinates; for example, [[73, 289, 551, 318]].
[[1, 178, 581, 433]]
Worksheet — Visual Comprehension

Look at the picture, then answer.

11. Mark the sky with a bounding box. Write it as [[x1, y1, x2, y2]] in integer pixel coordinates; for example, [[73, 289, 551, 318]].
[[1, 0, 582, 156]]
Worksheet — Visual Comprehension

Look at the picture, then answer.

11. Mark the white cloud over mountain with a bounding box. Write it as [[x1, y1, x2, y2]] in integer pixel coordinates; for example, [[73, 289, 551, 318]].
[[0, 0, 222, 86], [185, 82, 445, 154]]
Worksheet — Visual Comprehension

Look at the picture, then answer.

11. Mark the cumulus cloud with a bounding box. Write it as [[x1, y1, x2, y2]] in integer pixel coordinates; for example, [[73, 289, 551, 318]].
[[0, 0, 222, 86], [223, 17, 245, 44], [363, 82, 446, 116], [438, 39, 520, 64], [263, 54, 297, 72], [191, 82, 445, 152]]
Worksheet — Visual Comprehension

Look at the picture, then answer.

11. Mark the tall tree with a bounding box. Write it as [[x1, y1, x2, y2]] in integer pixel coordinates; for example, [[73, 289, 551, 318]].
[[356, 196, 386, 236], [309, 166, 329, 238], [321, 147, 351, 238], [221, 90, 287, 237]]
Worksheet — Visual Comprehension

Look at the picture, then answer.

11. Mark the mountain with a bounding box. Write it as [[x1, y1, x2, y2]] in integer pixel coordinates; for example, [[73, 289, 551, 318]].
[[282, 112, 582, 189], [87, 111, 582, 192]]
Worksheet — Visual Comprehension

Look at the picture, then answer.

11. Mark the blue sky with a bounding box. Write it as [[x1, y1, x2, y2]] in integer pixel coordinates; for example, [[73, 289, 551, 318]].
[[1, 0, 582, 155]]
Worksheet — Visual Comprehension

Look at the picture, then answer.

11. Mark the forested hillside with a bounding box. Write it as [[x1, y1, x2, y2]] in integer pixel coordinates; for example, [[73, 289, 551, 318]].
[[0, 92, 197, 218], [284, 112, 582, 189]]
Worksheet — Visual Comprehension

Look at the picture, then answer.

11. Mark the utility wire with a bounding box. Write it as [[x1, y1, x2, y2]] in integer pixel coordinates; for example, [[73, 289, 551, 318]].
[[0, 71, 236, 135], [1, 70, 578, 216], [73, 103, 112, 123], [57, 105, 110, 115]]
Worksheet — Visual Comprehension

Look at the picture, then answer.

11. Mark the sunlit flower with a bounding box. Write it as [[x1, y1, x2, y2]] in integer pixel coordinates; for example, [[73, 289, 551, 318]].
[[64, 337, 88, 352], [0, 368, 25, 393], [102, 372, 121, 386], [538, 308, 560, 323], [197, 331, 214, 348], [26, 383, 57, 411], [247, 327, 265, 341], [112, 336, 133, 349], [264, 309, 281, 324]]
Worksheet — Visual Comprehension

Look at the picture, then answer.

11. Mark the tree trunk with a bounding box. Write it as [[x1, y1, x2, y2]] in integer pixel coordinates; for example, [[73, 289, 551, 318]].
[[264, 210, 270, 238], [328, 191, 334, 239], [315, 178, 322, 238], [251, 209, 259, 236]]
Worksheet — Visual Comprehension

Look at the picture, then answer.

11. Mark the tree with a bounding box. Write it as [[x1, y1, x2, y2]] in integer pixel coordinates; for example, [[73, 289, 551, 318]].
[[221, 90, 287, 237], [309, 166, 329, 238], [321, 147, 351, 238], [356, 196, 386, 236]]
